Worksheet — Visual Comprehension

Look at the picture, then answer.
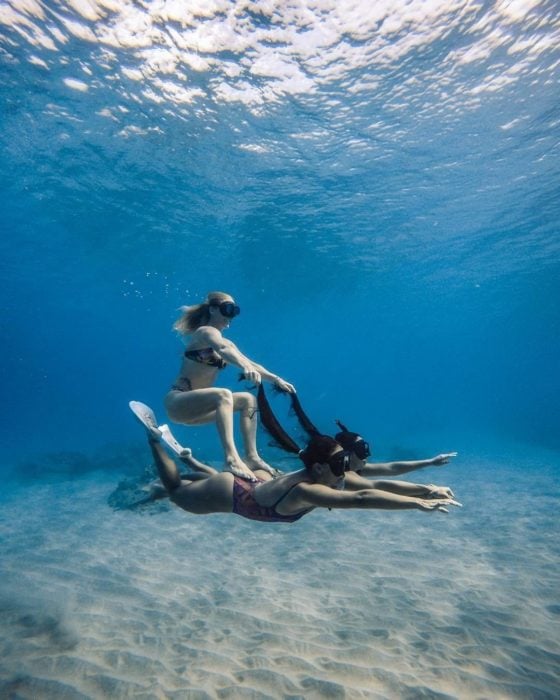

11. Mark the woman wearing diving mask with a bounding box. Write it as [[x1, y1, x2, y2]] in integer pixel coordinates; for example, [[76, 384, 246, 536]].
[[287, 393, 457, 500], [163, 291, 294, 482], [128, 401, 460, 521]]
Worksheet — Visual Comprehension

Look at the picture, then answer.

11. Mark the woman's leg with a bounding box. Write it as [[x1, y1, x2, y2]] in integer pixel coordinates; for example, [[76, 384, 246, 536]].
[[170, 472, 234, 514], [179, 451, 218, 476], [159, 423, 218, 476], [233, 391, 275, 473], [149, 437, 182, 492], [149, 436, 234, 514], [165, 388, 255, 479]]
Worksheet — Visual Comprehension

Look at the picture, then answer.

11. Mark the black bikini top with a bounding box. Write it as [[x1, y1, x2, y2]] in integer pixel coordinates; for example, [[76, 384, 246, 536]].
[[184, 347, 227, 370]]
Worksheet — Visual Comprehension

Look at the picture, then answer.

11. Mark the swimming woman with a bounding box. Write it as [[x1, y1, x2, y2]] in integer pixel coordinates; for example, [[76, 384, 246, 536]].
[[334, 419, 456, 486], [164, 291, 294, 482], [130, 402, 460, 521], [286, 390, 457, 488]]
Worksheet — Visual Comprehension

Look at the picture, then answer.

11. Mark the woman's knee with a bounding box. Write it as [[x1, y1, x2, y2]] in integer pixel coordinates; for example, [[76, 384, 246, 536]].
[[167, 388, 233, 417], [233, 391, 256, 410], [215, 388, 234, 408]]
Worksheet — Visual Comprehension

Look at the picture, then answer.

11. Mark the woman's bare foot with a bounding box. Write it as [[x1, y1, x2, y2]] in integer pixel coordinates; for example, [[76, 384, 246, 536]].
[[244, 455, 282, 477], [224, 458, 258, 482]]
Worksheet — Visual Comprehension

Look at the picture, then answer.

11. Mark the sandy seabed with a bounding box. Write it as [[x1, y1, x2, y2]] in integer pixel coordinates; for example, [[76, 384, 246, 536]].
[[1, 447, 559, 700]]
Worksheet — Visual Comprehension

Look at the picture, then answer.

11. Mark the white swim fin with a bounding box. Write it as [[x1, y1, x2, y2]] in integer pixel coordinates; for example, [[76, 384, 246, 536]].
[[158, 423, 192, 458], [129, 400, 161, 439]]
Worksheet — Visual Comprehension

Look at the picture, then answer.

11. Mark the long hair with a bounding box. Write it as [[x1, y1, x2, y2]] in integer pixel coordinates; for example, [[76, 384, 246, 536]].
[[257, 385, 301, 455], [256, 385, 339, 471], [173, 291, 233, 335], [289, 392, 369, 458], [288, 392, 321, 437]]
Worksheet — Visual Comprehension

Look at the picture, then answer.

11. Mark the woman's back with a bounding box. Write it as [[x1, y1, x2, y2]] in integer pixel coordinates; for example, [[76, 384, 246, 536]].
[[253, 469, 308, 510]]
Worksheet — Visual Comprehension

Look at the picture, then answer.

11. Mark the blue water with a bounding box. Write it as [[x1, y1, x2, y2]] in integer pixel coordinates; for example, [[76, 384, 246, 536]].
[[1, 0, 559, 468], [1, 3, 559, 697]]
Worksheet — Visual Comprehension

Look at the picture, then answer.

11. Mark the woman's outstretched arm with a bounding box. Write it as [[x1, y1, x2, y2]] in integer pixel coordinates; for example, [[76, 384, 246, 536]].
[[297, 482, 462, 513], [199, 326, 295, 391], [343, 472, 455, 499], [358, 453, 458, 477]]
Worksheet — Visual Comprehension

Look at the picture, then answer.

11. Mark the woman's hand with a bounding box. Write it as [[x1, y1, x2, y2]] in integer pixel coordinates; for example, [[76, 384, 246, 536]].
[[426, 484, 455, 499], [241, 366, 262, 384], [431, 452, 458, 466], [417, 497, 462, 513], [274, 376, 295, 393]]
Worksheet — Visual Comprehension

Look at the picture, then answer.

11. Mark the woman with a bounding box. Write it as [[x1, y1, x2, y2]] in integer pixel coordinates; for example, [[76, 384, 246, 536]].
[[164, 291, 294, 481], [334, 419, 457, 485], [288, 392, 458, 493], [131, 402, 460, 521]]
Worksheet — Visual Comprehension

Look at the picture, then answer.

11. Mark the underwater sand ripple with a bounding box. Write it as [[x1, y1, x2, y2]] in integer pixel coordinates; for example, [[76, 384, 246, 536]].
[[1, 457, 559, 698]]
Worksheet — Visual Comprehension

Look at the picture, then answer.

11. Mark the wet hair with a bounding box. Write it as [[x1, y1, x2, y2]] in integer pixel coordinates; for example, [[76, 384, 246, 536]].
[[256, 385, 338, 473], [289, 392, 320, 437], [256, 384, 301, 455], [334, 419, 371, 459], [287, 393, 371, 461], [173, 291, 234, 335], [334, 429, 363, 451], [299, 435, 340, 471]]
